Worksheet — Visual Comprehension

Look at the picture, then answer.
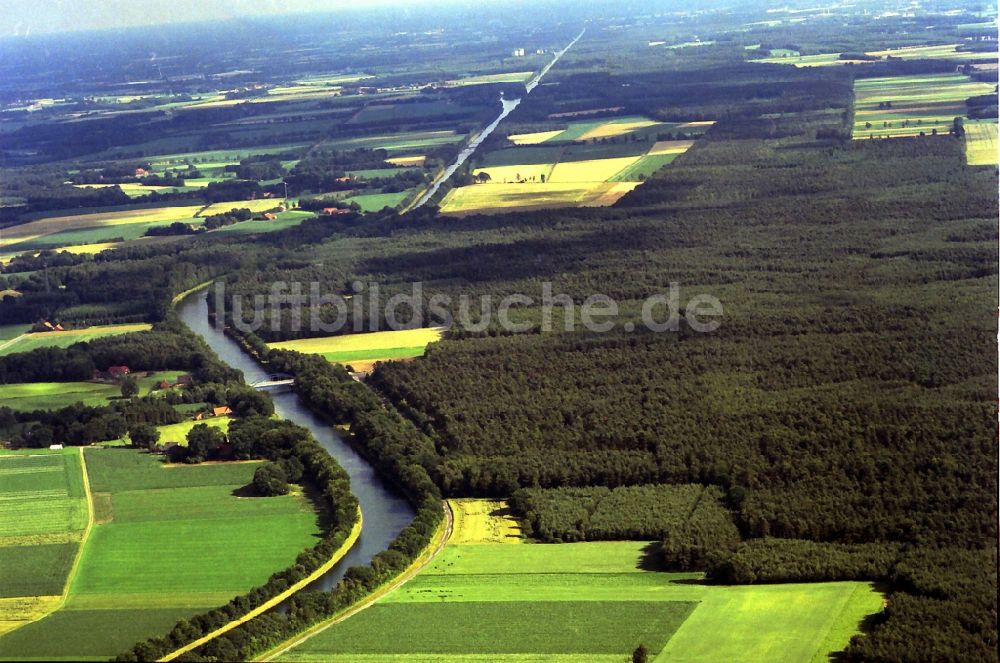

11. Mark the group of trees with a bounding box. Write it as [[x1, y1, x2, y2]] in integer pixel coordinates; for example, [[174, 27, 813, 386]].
[[510, 484, 740, 550]]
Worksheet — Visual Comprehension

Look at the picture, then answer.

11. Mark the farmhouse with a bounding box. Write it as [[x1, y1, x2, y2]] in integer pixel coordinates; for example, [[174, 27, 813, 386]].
[[323, 207, 352, 215], [107, 365, 131, 377], [31, 320, 65, 332], [212, 406, 233, 417], [262, 212, 277, 220]]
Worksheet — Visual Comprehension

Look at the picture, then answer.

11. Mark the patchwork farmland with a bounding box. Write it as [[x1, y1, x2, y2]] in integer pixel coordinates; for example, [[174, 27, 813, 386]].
[[440, 116, 707, 215], [852, 74, 995, 139], [0, 449, 322, 661], [274, 501, 883, 663]]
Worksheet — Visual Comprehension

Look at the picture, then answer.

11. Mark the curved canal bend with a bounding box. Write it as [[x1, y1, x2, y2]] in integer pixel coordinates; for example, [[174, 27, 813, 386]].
[[176, 290, 415, 592]]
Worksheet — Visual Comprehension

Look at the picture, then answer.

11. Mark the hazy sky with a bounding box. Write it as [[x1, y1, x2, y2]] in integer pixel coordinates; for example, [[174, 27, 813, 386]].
[[5, 0, 436, 37]]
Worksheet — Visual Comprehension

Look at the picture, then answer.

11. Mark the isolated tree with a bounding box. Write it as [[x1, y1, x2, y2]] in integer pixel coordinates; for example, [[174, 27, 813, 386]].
[[633, 644, 649, 663], [129, 423, 160, 450], [120, 375, 139, 399], [253, 462, 289, 496]]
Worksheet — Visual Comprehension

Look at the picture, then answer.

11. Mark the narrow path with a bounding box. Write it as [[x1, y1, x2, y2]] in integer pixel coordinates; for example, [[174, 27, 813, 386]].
[[260, 500, 454, 662], [159, 508, 364, 662], [0, 334, 27, 354], [63, 447, 95, 600]]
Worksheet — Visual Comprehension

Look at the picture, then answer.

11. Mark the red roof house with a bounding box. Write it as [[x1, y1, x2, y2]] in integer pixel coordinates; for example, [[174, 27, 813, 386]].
[[108, 365, 131, 377]]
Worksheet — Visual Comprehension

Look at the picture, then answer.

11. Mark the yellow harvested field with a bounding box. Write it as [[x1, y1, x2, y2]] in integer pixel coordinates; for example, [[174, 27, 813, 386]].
[[269, 327, 444, 354], [440, 181, 638, 215], [448, 499, 524, 544], [73, 183, 176, 194], [677, 121, 716, 130], [386, 155, 426, 167], [473, 163, 552, 183], [548, 157, 641, 182], [0, 206, 204, 248], [199, 199, 283, 216], [582, 181, 641, 206], [648, 140, 696, 156], [579, 119, 660, 140], [966, 120, 998, 166], [59, 242, 121, 255], [0, 596, 60, 637], [508, 130, 564, 145]]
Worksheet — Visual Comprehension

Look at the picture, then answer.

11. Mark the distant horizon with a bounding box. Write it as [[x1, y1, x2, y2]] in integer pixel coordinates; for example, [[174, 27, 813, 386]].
[[3, 0, 446, 38]]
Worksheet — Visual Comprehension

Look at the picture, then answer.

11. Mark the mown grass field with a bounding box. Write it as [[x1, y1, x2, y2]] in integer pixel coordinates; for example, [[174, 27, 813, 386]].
[[0, 372, 185, 411], [0, 324, 152, 357], [0, 449, 322, 661], [0, 450, 88, 636], [965, 119, 998, 165], [853, 74, 996, 139], [278, 540, 882, 662], [268, 327, 445, 370], [448, 499, 523, 544]]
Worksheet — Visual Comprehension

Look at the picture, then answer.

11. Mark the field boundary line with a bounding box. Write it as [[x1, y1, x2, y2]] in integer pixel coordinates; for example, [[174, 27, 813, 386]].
[[260, 499, 453, 662], [159, 506, 364, 662], [2, 447, 96, 637]]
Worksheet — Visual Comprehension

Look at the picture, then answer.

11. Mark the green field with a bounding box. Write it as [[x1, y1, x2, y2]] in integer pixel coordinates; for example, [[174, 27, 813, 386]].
[[347, 167, 417, 179], [209, 210, 314, 235], [965, 119, 998, 165], [0, 324, 152, 357], [0, 372, 186, 411], [0, 449, 322, 660], [853, 74, 996, 139], [278, 541, 882, 662], [321, 129, 465, 153], [342, 190, 412, 212]]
